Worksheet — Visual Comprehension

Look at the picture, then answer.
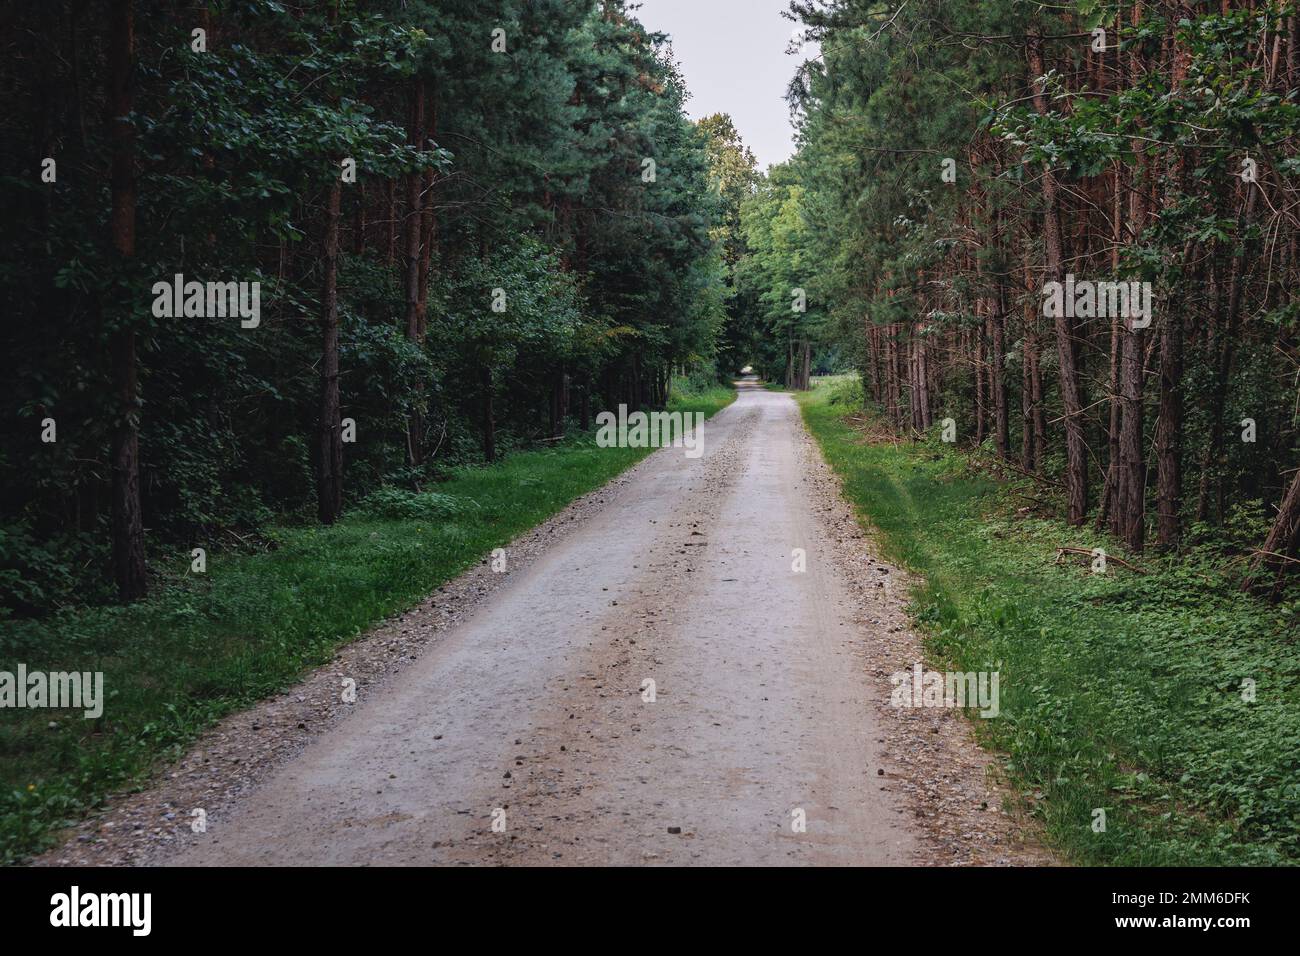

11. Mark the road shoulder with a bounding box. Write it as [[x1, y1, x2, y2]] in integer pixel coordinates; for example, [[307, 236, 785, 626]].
[[794, 407, 1056, 866]]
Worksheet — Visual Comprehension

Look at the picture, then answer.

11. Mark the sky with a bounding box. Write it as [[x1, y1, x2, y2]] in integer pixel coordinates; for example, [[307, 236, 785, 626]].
[[634, 0, 814, 170]]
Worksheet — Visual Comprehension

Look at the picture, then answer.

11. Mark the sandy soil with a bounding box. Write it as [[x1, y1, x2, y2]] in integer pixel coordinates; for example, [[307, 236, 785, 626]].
[[39, 383, 1051, 867]]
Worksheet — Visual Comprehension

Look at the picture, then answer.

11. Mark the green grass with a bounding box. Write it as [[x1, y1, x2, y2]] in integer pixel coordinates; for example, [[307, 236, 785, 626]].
[[798, 376, 1300, 866], [0, 382, 735, 863], [763, 373, 852, 393]]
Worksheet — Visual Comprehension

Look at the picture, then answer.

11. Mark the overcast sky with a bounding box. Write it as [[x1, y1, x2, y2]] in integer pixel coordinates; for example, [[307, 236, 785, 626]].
[[635, 0, 814, 170]]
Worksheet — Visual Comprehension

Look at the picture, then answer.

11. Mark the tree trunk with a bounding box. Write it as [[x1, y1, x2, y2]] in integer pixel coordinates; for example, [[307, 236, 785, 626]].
[[352, 182, 365, 255], [974, 327, 986, 445], [920, 346, 929, 428], [1154, 305, 1184, 548], [1118, 315, 1145, 550], [988, 292, 1010, 459], [107, 0, 146, 601], [317, 180, 344, 525], [1116, 2, 1156, 549], [883, 327, 898, 424], [549, 373, 561, 438], [873, 325, 883, 408], [1242, 466, 1300, 595], [909, 330, 922, 431], [403, 79, 426, 465], [482, 366, 496, 463], [417, 79, 437, 324], [1196, 187, 1259, 521], [1022, 258, 1047, 472], [403, 81, 425, 341], [1021, 336, 1035, 470], [1097, 164, 1124, 532], [385, 178, 396, 266], [1153, 4, 1194, 549], [1029, 30, 1088, 524]]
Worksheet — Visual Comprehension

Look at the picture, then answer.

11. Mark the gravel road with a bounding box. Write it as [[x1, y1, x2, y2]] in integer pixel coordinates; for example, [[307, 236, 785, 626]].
[[170, 383, 916, 864], [42, 382, 1049, 867]]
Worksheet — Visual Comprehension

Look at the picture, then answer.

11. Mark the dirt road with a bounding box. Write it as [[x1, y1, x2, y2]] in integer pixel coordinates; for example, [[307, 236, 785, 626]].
[[157, 383, 919, 864], [44, 382, 1046, 867]]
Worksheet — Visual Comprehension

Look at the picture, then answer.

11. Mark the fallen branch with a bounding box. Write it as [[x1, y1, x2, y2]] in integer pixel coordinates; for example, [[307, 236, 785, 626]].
[[953, 444, 1065, 490], [1054, 546, 1147, 575], [1248, 548, 1300, 567], [1012, 491, 1051, 508]]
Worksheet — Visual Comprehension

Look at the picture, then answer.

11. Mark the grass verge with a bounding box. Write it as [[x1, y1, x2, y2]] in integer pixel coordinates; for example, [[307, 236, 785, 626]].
[[797, 376, 1299, 865], [0, 382, 735, 863]]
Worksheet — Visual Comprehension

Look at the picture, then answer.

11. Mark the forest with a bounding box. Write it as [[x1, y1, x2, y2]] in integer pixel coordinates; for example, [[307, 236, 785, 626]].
[[1, 0, 746, 612], [732, 0, 1300, 595], [16, 0, 1294, 610], [2, 0, 1299, 871]]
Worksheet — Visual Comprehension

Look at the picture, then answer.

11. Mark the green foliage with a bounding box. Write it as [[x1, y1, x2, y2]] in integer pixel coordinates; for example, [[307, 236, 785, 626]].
[[801, 377, 1300, 865], [735, 165, 829, 380], [355, 488, 471, 522], [0, 0, 730, 614], [749, 0, 1299, 574]]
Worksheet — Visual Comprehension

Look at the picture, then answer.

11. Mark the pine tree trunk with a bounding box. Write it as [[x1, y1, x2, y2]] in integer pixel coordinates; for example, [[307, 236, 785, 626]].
[[909, 330, 921, 431], [873, 325, 883, 408], [550, 371, 566, 438], [1030, 337, 1047, 471], [883, 330, 895, 420], [1029, 30, 1088, 524], [482, 367, 495, 463], [1022, 257, 1047, 472], [403, 79, 426, 465], [890, 325, 903, 425], [1117, 2, 1155, 549], [988, 292, 1010, 459], [107, 0, 146, 600], [1098, 164, 1124, 532], [353, 182, 365, 255], [404, 81, 425, 342], [1021, 337, 1035, 470], [417, 79, 436, 329], [1196, 187, 1258, 521], [974, 327, 986, 445], [1155, 307, 1184, 548], [385, 178, 396, 266], [1099, 315, 1122, 533], [1154, 6, 1193, 549], [917, 329, 932, 429], [1242, 466, 1300, 594], [318, 180, 343, 525]]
